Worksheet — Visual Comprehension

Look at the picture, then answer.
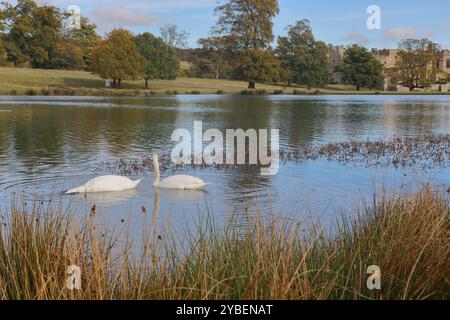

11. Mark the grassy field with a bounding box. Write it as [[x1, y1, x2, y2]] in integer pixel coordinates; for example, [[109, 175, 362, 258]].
[[0, 67, 285, 95], [0, 184, 448, 300], [1, 67, 450, 96]]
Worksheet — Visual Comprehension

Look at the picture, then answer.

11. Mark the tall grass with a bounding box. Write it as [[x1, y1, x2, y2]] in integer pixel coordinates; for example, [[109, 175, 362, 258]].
[[0, 185, 448, 300]]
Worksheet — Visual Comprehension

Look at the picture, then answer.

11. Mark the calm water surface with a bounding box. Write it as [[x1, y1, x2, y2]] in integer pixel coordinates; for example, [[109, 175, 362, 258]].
[[0, 95, 449, 236]]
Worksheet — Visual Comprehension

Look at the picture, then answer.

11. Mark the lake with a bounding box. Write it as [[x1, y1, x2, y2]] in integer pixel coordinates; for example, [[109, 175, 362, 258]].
[[0, 95, 449, 237]]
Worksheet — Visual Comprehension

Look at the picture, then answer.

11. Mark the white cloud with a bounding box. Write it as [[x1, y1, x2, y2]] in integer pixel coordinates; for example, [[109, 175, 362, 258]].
[[343, 28, 369, 44], [125, 0, 214, 11], [384, 27, 416, 41], [90, 7, 163, 34]]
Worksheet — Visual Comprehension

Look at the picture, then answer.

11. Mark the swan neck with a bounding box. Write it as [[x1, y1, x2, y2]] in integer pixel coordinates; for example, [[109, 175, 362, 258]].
[[153, 155, 160, 186]]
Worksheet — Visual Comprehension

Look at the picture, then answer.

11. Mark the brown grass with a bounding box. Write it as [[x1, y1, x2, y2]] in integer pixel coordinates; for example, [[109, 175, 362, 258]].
[[0, 184, 448, 300]]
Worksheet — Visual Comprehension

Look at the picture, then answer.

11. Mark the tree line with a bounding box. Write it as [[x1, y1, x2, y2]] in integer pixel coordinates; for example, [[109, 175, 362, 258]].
[[0, 0, 445, 91]]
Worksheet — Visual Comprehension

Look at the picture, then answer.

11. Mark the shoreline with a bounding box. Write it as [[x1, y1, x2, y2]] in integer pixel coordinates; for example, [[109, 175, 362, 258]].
[[2, 91, 450, 97]]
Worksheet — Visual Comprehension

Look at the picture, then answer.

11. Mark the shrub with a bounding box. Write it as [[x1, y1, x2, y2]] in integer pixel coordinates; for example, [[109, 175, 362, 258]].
[[25, 89, 36, 96], [40, 88, 51, 96]]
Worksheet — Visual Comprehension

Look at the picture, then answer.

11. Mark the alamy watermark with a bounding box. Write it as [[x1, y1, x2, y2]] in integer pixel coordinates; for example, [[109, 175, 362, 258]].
[[171, 121, 280, 176], [366, 265, 381, 290], [367, 5, 381, 30], [66, 265, 82, 290], [66, 5, 81, 30]]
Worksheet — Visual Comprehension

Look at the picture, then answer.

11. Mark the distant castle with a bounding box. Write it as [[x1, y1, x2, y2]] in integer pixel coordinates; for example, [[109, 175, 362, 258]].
[[328, 45, 450, 92]]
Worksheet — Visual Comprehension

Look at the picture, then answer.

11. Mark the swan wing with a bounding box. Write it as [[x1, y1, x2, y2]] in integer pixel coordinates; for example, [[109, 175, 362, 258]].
[[158, 175, 207, 190], [66, 176, 143, 194]]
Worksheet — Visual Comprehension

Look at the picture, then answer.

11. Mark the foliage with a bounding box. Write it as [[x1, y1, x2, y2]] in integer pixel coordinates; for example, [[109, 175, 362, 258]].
[[48, 40, 83, 70], [234, 49, 280, 88], [276, 19, 329, 89], [335, 44, 384, 90], [1, 0, 62, 68], [192, 36, 237, 79], [91, 29, 144, 88], [63, 16, 100, 68], [0, 35, 6, 66], [389, 39, 440, 91], [213, 0, 281, 88], [214, 0, 280, 50], [134, 32, 180, 89]]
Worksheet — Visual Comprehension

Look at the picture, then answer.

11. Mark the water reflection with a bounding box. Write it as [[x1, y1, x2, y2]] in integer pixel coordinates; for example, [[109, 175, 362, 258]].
[[0, 95, 449, 231], [70, 188, 139, 204]]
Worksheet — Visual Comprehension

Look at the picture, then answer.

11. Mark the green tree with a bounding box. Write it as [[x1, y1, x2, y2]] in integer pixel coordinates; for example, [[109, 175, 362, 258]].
[[134, 32, 180, 89], [389, 39, 439, 91], [196, 36, 236, 79], [335, 44, 384, 91], [276, 19, 329, 90], [234, 49, 280, 88], [1, 0, 62, 67], [91, 29, 144, 89]]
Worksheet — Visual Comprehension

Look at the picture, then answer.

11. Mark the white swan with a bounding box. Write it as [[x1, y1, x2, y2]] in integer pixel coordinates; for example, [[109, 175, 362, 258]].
[[65, 175, 143, 194], [152, 154, 207, 190]]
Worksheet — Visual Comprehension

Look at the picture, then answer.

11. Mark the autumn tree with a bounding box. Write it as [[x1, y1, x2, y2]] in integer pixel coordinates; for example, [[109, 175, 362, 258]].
[[214, 0, 280, 88], [134, 32, 180, 89], [389, 39, 439, 91], [49, 40, 83, 70], [276, 19, 329, 90], [0, 9, 6, 66], [214, 0, 279, 50], [63, 16, 100, 68], [234, 49, 280, 87], [91, 29, 144, 89], [335, 44, 384, 91]]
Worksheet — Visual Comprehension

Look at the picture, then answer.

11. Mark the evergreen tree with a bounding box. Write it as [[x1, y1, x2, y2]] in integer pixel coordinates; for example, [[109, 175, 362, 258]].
[[335, 44, 384, 91], [134, 32, 180, 89], [276, 19, 329, 89]]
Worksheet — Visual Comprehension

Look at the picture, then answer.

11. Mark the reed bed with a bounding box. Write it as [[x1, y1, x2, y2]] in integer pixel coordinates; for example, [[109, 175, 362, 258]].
[[0, 184, 448, 300], [92, 135, 450, 176]]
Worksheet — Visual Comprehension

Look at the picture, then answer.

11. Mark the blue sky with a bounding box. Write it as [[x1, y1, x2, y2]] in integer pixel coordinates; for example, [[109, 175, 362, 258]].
[[20, 0, 450, 49]]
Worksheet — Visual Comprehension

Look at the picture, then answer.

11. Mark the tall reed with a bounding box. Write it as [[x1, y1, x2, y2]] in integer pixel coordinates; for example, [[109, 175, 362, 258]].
[[0, 185, 448, 300]]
